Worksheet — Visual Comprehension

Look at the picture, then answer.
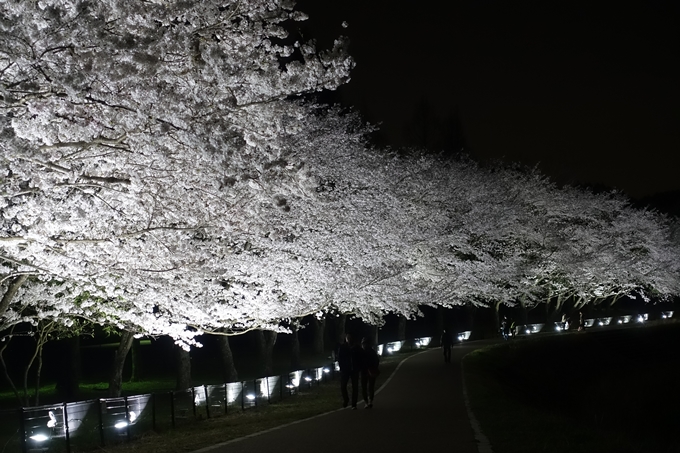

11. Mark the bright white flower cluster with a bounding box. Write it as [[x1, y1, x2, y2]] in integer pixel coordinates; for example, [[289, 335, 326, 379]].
[[1, 1, 679, 345]]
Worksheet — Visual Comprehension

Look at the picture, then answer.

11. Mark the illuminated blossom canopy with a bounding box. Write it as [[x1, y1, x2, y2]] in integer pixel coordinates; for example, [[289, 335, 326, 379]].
[[1, 1, 678, 343]]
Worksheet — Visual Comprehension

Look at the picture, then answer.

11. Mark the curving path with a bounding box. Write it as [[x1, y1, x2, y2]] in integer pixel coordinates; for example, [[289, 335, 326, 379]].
[[192, 340, 498, 453]]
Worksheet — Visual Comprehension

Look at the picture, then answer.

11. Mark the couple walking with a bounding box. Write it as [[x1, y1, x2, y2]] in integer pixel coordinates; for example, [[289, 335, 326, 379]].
[[337, 334, 380, 409]]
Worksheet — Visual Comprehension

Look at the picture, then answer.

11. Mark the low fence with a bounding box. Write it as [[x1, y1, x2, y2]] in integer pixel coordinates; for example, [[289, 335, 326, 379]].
[[0, 337, 435, 453]]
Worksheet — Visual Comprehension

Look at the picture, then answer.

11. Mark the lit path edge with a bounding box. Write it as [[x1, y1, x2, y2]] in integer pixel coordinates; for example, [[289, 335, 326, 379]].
[[192, 340, 498, 453]]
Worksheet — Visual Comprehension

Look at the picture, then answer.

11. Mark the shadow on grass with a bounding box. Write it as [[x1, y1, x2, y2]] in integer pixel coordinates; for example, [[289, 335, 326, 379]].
[[464, 322, 680, 453]]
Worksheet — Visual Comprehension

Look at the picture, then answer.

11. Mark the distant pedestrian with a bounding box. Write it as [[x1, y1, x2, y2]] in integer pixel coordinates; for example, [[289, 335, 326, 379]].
[[578, 311, 585, 331], [500, 316, 509, 340], [337, 334, 360, 409], [360, 337, 380, 408], [440, 328, 453, 363]]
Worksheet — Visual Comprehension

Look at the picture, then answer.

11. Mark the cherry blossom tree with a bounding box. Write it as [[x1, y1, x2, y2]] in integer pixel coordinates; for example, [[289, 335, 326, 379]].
[[1, 0, 352, 341]]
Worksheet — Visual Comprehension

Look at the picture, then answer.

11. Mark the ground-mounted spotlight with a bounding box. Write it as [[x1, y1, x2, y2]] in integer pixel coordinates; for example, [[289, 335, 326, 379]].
[[415, 337, 432, 348], [114, 410, 137, 430], [114, 421, 128, 429], [322, 367, 330, 374], [304, 376, 312, 382], [457, 331, 471, 341], [661, 311, 674, 319], [29, 433, 50, 442], [245, 394, 256, 401]]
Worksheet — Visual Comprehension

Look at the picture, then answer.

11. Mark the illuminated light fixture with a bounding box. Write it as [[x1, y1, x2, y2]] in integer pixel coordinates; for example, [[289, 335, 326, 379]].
[[30, 434, 49, 442], [457, 331, 472, 341], [322, 367, 330, 373], [285, 383, 295, 389], [415, 337, 432, 347], [661, 311, 673, 319], [555, 326, 562, 332], [114, 410, 137, 429], [245, 394, 256, 401], [525, 329, 531, 335], [304, 376, 312, 382], [114, 421, 128, 429]]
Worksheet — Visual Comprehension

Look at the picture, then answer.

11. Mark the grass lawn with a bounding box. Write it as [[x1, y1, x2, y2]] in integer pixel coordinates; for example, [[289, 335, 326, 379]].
[[463, 322, 680, 453], [0, 349, 416, 453]]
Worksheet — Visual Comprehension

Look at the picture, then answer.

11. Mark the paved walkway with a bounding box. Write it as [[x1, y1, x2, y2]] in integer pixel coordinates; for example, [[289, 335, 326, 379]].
[[193, 340, 498, 453]]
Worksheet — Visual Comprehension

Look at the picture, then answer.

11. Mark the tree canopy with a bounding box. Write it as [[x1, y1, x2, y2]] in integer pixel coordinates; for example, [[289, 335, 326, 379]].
[[1, 0, 679, 345]]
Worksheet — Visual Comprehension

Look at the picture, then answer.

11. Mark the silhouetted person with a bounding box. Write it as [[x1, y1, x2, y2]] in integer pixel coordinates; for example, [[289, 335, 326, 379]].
[[337, 334, 360, 409], [500, 316, 509, 340], [360, 337, 380, 408], [578, 311, 585, 331], [440, 328, 453, 363]]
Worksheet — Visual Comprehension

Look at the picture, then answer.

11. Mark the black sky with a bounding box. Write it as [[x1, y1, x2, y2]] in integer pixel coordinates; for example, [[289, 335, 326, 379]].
[[296, 0, 679, 199]]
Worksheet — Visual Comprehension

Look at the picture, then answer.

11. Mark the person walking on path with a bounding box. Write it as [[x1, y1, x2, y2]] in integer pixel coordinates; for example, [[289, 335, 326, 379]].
[[440, 328, 453, 363], [337, 334, 361, 409], [360, 337, 380, 408]]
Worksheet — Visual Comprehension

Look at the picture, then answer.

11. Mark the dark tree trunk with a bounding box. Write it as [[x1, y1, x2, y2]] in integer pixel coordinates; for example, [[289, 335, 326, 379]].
[[290, 327, 301, 370], [434, 305, 444, 346], [255, 330, 277, 376], [397, 315, 407, 341], [175, 345, 192, 390], [108, 331, 135, 397], [129, 338, 140, 382], [333, 314, 346, 345], [0, 275, 28, 316], [310, 317, 325, 354], [56, 336, 81, 400], [364, 323, 379, 346], [470, 306, 497, 340], [217, 335, 238, 382]]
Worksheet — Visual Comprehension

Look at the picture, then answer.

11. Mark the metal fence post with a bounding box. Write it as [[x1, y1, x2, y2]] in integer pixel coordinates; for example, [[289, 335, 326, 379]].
[[63, 402, 72, 453], [98, 399, 105, 447], [124, 396, 131, 441], [253, 379, 257, 407], [203, 385, 210, 419], [152, 393, 156, 431], [170, 392, 176, 429], [18, 408, 27, 453], [191, 387, 196, 418]]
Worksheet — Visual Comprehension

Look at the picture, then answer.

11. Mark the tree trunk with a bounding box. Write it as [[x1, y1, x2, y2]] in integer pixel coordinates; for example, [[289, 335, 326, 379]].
[[397, 315, 407, 341], [129, 338, 140, 382], [216, 335, 238, 382], [290, 326, 301, 370], [434, 305, 444, 346], [0, 327, 22, 406], [368, 324, 379, 346], [310, 317, 325, 354], [175, 345, 192, 390], [108, 331, 135, 397], [255, 330, 277, 376], [33, 344, 44, 406], [0, 275, 28, 317], [56, 336, 81, 400], [333, 314, 346, 345]]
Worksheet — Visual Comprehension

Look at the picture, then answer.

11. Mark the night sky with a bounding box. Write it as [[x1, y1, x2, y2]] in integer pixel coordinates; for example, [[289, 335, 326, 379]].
[[296, 0, 679, 200]]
